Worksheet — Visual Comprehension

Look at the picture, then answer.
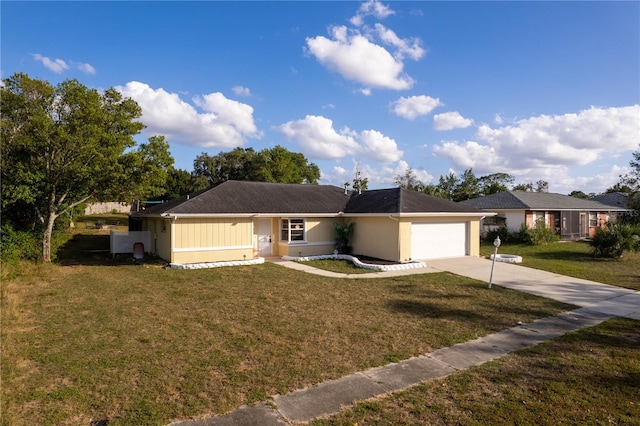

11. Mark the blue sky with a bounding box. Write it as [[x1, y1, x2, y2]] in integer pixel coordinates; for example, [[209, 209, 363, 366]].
[[3, 1, 639, 194]]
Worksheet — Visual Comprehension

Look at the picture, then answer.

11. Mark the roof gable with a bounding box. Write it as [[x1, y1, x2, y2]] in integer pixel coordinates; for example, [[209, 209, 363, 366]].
[[345, 187, 486, 214]]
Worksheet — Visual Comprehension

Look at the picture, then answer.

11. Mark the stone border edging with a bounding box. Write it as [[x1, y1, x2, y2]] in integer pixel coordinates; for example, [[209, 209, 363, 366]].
[[490, 254, 523, 263], [169, 257, 265, 269], [282, 254, 427, 271]]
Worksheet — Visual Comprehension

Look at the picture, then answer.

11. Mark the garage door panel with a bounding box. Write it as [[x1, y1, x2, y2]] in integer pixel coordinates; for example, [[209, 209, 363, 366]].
[[411, 222, 468, 260]]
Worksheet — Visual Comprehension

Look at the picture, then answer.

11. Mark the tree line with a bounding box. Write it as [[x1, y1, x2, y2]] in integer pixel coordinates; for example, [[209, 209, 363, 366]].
[[393, 163, 640, 206]]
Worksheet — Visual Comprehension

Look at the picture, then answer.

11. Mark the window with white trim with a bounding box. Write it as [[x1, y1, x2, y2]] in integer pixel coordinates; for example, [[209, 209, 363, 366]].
[[589, 212, 598, 227], [281, 218, 305, 242]]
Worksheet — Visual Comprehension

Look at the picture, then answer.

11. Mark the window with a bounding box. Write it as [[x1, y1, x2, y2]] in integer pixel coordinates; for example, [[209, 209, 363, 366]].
[[281, 219, 305, 242], [532, 211, 546, 228], [589, 212, 598, 227]]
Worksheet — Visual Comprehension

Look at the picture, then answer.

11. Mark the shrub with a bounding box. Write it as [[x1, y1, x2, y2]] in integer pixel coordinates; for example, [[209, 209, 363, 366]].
[[334, 222, 354, 254], [527, 223, 560, 245], [484, 226, 510, 244], [0, 224, 41, 264], [591, 222, 640, 258]]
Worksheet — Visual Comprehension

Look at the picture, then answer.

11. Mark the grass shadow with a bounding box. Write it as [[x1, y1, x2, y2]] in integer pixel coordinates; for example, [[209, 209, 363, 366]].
[[56, 234, 166, 267]]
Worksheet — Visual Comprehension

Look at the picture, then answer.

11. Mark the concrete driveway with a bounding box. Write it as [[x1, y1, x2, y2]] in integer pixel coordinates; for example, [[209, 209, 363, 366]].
[[428, 256, 640, 320]]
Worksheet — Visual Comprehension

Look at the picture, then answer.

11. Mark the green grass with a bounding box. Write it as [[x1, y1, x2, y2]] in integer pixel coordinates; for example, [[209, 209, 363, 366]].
[[298, 258, 381, 274], [1, 235, 571, 425], [480, 241, 640, 291], [313, 317, 640, 425]]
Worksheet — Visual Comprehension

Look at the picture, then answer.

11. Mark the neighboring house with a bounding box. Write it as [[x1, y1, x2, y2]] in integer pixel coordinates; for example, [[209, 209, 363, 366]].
[[131, 180, 490, 264], [461, 191, 630, 240]]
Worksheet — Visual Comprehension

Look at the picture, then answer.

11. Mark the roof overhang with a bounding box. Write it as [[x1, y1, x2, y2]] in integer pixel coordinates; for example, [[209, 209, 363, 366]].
[[343, 212, 496, 218]]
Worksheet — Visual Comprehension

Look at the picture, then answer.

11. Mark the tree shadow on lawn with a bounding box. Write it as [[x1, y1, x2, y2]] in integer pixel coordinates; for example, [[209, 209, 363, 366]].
[[526, 249, 595, 262], [56, 234, 166, 267]]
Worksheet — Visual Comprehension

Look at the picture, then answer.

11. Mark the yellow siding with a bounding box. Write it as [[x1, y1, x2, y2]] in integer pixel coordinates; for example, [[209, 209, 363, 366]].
[[305, 218, 336, 243], [141, 218, 172, 261], [174, 218, 252, 249], [350, 217, 400, 261], [173, 248, 254, 264]]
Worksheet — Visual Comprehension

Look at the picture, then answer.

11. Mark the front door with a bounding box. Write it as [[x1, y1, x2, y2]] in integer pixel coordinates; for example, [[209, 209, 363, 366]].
[[257, 218, 272, 256]]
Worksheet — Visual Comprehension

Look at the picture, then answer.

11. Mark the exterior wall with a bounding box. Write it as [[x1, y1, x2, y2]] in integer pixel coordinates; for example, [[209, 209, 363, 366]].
[[350, 217, 400, 261], [85, 202, 132, 215], [588, 212, 608, 238], [172, 217, 253, 264], [397, 217, 481, 260], [277, 217, 336, 257], [504, 210, 525, 232]]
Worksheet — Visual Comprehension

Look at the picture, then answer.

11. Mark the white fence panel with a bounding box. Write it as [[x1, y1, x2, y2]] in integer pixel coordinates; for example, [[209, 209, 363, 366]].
[[110, 230, 152, 256]]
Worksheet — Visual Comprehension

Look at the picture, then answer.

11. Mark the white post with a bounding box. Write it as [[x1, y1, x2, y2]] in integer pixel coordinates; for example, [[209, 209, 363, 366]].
[[488, 236, 501, 289]]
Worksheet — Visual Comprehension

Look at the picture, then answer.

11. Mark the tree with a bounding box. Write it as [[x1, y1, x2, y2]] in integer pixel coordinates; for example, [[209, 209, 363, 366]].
[[117, 135, 174, 202], [259, 145, 320, 184], [437, 172, 459, 200], [1, 73, 145, 261], [451, 168, 480, 202], [606, 183, 633, 194], [352, 163, 368, 193], [479, 173, 514, 195], [192, 147, 261, 186], [158, 168, 197, 201], [394, 167, 422, 190], [512, 182, 534, 192], [535, 180, 549, 193], [192, 145, 319, 187], [621, 145, 640, 191], [569, 190, 588, 199]]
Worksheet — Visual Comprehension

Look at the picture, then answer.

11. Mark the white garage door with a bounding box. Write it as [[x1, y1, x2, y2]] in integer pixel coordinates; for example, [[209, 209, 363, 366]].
[[411, 222, 468, 260]]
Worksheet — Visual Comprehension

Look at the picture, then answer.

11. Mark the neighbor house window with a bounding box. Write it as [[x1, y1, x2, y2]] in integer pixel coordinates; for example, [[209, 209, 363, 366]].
[[281, 219, 305, 242], [532, 211, 546, 228], [589, 212, 598, 227]]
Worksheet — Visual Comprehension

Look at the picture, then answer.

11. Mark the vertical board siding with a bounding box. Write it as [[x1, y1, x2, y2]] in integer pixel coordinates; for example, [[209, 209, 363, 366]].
[[175, 218, 252, 249]]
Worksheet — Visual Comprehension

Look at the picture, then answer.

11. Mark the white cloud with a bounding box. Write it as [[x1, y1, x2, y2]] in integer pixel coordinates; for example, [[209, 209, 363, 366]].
[[432, 105, 640, 191], [391, 95, 442, 120], [350, 0, 395, 27], [232, 86, 251, 96], [306, 25, 414, 90], [73, 62, 96, 75], [276, 115, 360, 160], [494, 113, 504, 124], [32, 54, 68, 74], [31, 53, 96, 74], [116, 81, 262, 148], [275, 115, 402, 162], [359, 129, 403, 162], [374, 24, 425, 60], [433, 111, 474, 131]]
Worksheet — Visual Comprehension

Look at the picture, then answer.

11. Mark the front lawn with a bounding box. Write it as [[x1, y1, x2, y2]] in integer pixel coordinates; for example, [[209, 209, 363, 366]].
[[480, 241, 640, 291], [1, 240, 571, 425], [314, 317, 640, 425]]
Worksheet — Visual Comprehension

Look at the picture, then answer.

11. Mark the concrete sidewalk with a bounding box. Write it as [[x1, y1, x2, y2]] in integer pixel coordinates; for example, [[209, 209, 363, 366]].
[[171, 257, 640, 425]]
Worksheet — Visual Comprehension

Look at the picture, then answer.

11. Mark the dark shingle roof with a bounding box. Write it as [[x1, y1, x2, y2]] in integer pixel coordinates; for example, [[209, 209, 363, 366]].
[[138, 181, 487, 216], [345, 188, 486, 214], [589, 192, 629, 209], [140, 181, 351, 215], [461, 191, 628, 211]]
